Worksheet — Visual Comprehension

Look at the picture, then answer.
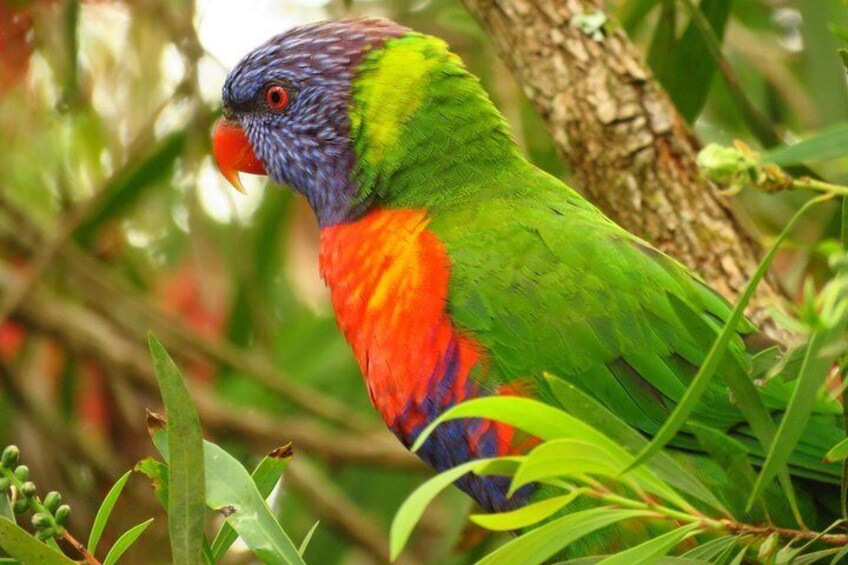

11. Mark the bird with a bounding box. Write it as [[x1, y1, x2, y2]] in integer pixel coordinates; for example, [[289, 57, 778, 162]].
[[212, 18, 842, 526]]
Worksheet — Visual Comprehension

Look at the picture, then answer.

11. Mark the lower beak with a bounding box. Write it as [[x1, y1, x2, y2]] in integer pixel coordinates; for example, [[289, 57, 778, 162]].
[[212, 117, 267, 194]]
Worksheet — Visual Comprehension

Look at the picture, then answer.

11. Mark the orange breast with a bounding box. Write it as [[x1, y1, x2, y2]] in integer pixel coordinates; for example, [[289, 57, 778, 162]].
[[318, 209, 482, 433]]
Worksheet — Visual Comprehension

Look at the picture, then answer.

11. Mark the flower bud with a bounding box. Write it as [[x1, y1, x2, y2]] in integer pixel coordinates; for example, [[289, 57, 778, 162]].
[[0, 446, 19, 469], [13, 465, 29, 482], [35, 528, 54, 541], [54, 505, 71, 526], [20, 481, 36, 498], [43, 491, 62, 512], [31, 512, 53, 530], [0, 477, 10, 492]]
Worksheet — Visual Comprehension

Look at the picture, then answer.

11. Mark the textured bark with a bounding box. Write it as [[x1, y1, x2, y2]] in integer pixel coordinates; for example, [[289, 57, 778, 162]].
[[464, 0, 788, 341]]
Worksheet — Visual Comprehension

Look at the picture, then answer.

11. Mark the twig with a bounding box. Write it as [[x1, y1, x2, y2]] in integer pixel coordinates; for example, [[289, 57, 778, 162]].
[[63, 530, 100, 565], [585, 488, 848, 547]]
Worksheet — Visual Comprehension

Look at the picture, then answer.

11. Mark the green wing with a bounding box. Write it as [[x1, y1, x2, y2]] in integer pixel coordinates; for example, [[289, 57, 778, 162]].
[[428, 167, 840, 481]]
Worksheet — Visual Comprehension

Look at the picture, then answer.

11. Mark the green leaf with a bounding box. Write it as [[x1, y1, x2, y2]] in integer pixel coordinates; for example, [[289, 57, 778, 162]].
[[102, 518, 154, 565], [0, 495, 12, 522], [476, 508, 652, 565], [681, 535, 743, 561], [764, 122, 848, 166], [627, 195, 830, 485], [202, 441, 304, 565], [148, 334, 205, 565], [390, 458, 519, 560], [545, 375, 728, 514], [297, 521, 320, 557], [0, 518, 75, 565], [749, 312, 848, 508], [135, 457, 169, 508], [470, 491, 584, 532], [209, 445, 293, 562], [88, 469, 132, 556], [826, 437, 848, 463], [665, 0, 732, 121], [677, 0, 781, 147], [618, 0, 660, 32], [647, 0, 677, 78], [508, 439, 683, 508], [596, 523, 702, 564]]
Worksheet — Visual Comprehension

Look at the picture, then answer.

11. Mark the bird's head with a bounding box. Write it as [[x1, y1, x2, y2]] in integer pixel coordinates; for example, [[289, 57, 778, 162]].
[[213, 18, 517, 226]]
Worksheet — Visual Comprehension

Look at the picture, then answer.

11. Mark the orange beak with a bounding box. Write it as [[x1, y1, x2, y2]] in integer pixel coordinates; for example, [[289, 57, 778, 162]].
[[212, 117, 267, 194]]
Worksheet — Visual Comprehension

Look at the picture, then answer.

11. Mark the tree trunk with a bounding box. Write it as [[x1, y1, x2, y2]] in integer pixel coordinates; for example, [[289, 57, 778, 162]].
[[463, 0, 788, 341]]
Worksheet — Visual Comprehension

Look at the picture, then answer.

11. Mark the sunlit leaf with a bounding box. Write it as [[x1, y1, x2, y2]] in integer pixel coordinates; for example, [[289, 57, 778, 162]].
[[596, 523, 702, 564], [298, 521, 320, 557], [826, 437, 848, 463], [470, 491, 584, 532], [210, 444, 293, 562], [476, 508, 652, 565], [390, 458, 520, 560], [545, 375, 727, 514]]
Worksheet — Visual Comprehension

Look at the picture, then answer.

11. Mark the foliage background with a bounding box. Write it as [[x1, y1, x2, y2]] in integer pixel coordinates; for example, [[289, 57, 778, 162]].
[[0, 0, 847, 563]]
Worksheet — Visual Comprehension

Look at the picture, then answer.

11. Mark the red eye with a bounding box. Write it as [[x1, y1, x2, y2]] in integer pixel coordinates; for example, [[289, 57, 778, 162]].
[[265, 85, 289, 111]]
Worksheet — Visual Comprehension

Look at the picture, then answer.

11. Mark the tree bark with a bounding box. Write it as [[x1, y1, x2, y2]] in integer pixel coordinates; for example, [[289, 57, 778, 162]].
[[464, 0, 788, 341]]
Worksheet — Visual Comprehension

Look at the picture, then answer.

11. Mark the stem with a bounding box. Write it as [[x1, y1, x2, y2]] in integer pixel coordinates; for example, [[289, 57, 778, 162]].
[[581, 487, 848, 547], [795, 176, 848, 196], [63, 530, 101, 565]]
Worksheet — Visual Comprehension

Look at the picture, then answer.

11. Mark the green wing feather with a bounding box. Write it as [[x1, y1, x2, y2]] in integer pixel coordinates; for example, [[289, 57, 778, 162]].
[[427, 165, 841, 481]]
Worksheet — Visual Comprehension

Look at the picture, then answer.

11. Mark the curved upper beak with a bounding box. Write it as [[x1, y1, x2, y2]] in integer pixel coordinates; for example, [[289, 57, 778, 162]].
[[212, 116, 267, 194]]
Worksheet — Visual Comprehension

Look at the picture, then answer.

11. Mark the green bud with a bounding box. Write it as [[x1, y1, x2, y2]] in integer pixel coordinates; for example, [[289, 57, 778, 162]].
[[1, 446, 19, 469], [54, 505, 70, 525], [13, 497, 30, 514], [20, 481, 36, 498], [696, 143, 756, 188], [0, 477, 10, 492], [31, 512, 53, 530], [43, 491, 62, 512], [35, 527, 54, 541], [13, 465, 29, 482]]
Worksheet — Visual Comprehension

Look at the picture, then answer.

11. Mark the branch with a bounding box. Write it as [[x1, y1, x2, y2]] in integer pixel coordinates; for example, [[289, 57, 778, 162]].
[[462, 0, 789, 341]]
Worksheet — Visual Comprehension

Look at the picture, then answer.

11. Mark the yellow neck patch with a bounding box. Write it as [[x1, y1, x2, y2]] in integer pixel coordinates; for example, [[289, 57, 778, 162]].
[[350, 34, 459, 167]]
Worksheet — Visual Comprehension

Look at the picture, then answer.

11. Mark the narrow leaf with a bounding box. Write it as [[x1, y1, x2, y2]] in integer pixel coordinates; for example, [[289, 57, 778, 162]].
[[88, 469, 132, 555], [470, 491, 583, 531], [0, 518, 75, 565], [661, 0, 732, 121], [596, 523, 702, 564], [545, 374, 728, 514], [749, 316, 848, 508], [391, 458, 519, 560], [764, 122, 848, 166], [148, 334, 205, 565], [102, 518, 154, 565], [476, 508, 652, 565], [627, 195, 831, 471], [826, 437, 848, 463], [297, 521, 320, 557]]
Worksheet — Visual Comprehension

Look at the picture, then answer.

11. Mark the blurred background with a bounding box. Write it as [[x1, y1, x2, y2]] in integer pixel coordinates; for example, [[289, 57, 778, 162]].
[[0, 0, 846, 563]]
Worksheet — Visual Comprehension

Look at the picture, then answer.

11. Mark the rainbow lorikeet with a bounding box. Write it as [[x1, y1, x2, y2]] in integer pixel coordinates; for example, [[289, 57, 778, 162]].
[[212, 18, 842, 522]]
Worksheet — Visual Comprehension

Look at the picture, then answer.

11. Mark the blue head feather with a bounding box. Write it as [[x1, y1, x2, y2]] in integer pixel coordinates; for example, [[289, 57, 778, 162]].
[[221, 18, 406, 226]]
